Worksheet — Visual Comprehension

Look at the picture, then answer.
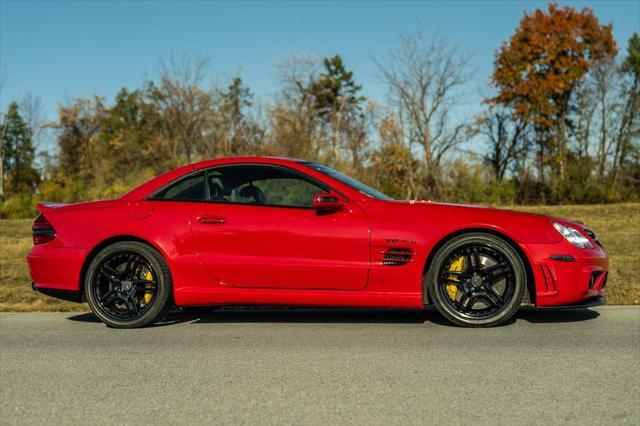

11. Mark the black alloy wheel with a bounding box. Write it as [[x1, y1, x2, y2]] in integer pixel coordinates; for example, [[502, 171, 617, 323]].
[[85, 241, 172, 328], [426, 233, 525, 327]]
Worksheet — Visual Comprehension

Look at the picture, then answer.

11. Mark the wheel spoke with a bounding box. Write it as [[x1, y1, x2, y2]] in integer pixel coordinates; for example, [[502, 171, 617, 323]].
[[482, 288, 502, 307], [125, 297, 138, 315], [123, 254, 140, 275], [134, 284, 152, 294], [442, 277, 463, 285], [467, 248, 481, 271], [457, 289, 473, 312], [100, 265, 122, 280], [485, 263, 510, 283], [100, 290, 119, 306], [99, 270, 114, 282], [463, 294, 478, 312], [134, 277, 155, 287]]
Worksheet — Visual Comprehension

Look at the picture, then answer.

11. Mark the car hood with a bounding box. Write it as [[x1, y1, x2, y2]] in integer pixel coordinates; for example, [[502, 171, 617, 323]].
[[407, 201, 586, 230], [400, 200, 550, 219], [383, 200, 564, 244]]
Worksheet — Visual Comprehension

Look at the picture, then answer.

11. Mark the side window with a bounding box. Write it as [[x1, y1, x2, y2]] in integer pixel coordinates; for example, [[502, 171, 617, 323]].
[[153, 172, 205, 201], [205, 166, 326, 208], [231, 177, 321, 207]]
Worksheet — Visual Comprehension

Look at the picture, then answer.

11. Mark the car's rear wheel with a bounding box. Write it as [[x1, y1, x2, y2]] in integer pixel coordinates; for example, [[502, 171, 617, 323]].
[[85, 241, 172, 328], [426, 233, 525, 327]]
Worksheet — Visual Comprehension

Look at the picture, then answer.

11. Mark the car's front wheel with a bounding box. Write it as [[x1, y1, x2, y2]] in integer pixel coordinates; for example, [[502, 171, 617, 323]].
[[426, 233, 525, 327], [85, 241, 172, 328]]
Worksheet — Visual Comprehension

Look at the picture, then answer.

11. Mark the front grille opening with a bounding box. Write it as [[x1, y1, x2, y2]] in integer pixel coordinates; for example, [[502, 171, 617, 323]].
[[382, 248, 413, 266], [589, 271, 605, 289]]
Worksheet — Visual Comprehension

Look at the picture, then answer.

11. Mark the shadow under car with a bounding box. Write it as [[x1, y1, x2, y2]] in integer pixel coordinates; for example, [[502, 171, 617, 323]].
[[68, 305, 600, 327]]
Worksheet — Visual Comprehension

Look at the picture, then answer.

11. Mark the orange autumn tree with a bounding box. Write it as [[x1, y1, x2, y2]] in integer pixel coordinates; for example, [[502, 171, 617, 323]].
[[490, 3, 617, 183]]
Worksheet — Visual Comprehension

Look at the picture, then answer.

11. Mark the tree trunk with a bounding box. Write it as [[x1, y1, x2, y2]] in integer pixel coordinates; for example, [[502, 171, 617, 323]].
[[537, 134, 545, 185], [597, 89, 607, 182], [333, 115, 340, 162], [612, 77, 638, 182], [423, 123, 432, 167], [0, 148, 3, 199], [555, 121, 567, 182], [0, 119, 7, 198]]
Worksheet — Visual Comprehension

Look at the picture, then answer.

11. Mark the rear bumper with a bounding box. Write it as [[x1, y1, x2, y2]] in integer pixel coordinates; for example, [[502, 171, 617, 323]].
[[32, 282, 83, 303], [523, 241, 608, 307], [27, 245, 87, 296]]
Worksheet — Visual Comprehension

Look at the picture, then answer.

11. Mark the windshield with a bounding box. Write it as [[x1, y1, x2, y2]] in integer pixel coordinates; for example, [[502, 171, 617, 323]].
[[302, 162, 394, 201]]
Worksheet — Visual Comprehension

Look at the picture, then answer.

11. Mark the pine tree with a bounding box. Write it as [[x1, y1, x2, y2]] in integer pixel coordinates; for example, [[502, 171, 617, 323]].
[[1, 102, 39, 194], [308, 55, 366, 163], [310, 55, 364, 120]]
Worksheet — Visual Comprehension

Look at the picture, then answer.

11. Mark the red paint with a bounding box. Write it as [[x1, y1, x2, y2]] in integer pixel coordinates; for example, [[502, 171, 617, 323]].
[[27, 157, 608, 308]]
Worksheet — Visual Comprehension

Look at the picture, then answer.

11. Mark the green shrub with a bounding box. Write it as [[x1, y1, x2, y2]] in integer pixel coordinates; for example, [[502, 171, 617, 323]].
[[0, 195, 39, 219]]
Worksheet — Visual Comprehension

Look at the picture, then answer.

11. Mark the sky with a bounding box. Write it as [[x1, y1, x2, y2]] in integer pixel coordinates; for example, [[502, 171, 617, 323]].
[[1, 0, 639, 124]]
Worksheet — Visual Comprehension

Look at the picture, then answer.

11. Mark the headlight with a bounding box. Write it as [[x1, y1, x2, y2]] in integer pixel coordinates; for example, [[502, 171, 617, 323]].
[[552, 222, 593, 249]]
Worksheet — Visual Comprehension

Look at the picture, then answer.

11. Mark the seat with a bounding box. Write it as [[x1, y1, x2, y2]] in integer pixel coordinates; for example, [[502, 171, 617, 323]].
[[238, 184, 266, 204], [209, 181, 227, 201]]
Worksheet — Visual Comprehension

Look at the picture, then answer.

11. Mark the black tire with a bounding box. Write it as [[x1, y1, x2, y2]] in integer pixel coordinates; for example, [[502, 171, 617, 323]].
[[85, 241, 173, 328], [426, 233, 525, 327]]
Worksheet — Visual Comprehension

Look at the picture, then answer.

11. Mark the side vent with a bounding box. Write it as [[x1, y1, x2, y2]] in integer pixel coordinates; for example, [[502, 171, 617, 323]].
[[539, 264, 557, 294], [382, 248, 415, 266]]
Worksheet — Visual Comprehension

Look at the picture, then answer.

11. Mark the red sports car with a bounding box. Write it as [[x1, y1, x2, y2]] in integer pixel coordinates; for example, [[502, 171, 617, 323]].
[[27, 157, 608, 328]]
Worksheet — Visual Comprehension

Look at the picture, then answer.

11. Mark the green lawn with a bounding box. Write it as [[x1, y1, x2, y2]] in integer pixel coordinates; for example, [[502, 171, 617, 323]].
[[1, 203, 638, 311], [0, 219, 86, 312]]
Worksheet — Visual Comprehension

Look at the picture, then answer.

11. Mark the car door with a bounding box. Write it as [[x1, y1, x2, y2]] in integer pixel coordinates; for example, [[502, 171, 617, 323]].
[[189, 164, 370, 290]]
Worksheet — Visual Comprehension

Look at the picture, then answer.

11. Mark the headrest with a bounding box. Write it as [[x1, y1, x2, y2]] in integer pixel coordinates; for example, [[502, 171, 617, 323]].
[[210, 181, 225, 200], [239, 185, 266, 204]]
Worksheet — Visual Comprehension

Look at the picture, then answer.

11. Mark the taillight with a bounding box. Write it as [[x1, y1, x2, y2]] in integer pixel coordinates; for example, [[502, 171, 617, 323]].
[[32, 214, 56, 245]]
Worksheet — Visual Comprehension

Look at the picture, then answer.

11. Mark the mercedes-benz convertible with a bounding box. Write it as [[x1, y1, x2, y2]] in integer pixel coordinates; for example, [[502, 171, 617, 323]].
[[27, 157, 608, 328]]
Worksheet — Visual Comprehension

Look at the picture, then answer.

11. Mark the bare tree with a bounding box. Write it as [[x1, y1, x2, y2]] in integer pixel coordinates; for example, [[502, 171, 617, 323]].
[[267, 55, 323, 159], [0, 67, 7, 198], [375, 28, 473, 193], [210, 76, 265, 158], [148, 52, 216, 165], [573, 56, 640, 184], [611, 46, 640, 183], [473, 106, 530, 181], [570, 78, 598, 159], [0, 65, 7, 101], [19, 93, 46, 150], [0, 64, 8, 200], [591, 58, 619, 182], [54, 96, 105, 178], [274, 55, 320, 108], [373, 111, 421, 199]]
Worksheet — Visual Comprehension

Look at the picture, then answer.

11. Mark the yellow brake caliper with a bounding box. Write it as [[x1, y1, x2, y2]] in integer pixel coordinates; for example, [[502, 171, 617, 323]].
[[143, 270, 154, 304], [446, 256, 464, 300]]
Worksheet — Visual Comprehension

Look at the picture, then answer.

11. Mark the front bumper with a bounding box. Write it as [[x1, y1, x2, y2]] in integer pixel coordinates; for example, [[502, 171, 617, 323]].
[[523, 241, 608, 307], [537, 295, 605, 309]]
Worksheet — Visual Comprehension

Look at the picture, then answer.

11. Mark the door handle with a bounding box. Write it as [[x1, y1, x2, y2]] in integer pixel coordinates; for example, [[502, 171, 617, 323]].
[[197, 216, 226, 224]]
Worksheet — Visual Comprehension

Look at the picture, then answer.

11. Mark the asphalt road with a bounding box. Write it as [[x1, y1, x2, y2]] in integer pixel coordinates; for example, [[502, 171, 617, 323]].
[[1, 306, 639, 426]]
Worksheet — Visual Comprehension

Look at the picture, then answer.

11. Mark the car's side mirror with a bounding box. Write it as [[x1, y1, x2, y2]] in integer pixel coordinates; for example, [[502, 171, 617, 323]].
[[313, 193, 345, 213]]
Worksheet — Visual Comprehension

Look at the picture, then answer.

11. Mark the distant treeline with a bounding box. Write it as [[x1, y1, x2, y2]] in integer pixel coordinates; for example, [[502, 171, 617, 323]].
[[1, 4, 638, 218]]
